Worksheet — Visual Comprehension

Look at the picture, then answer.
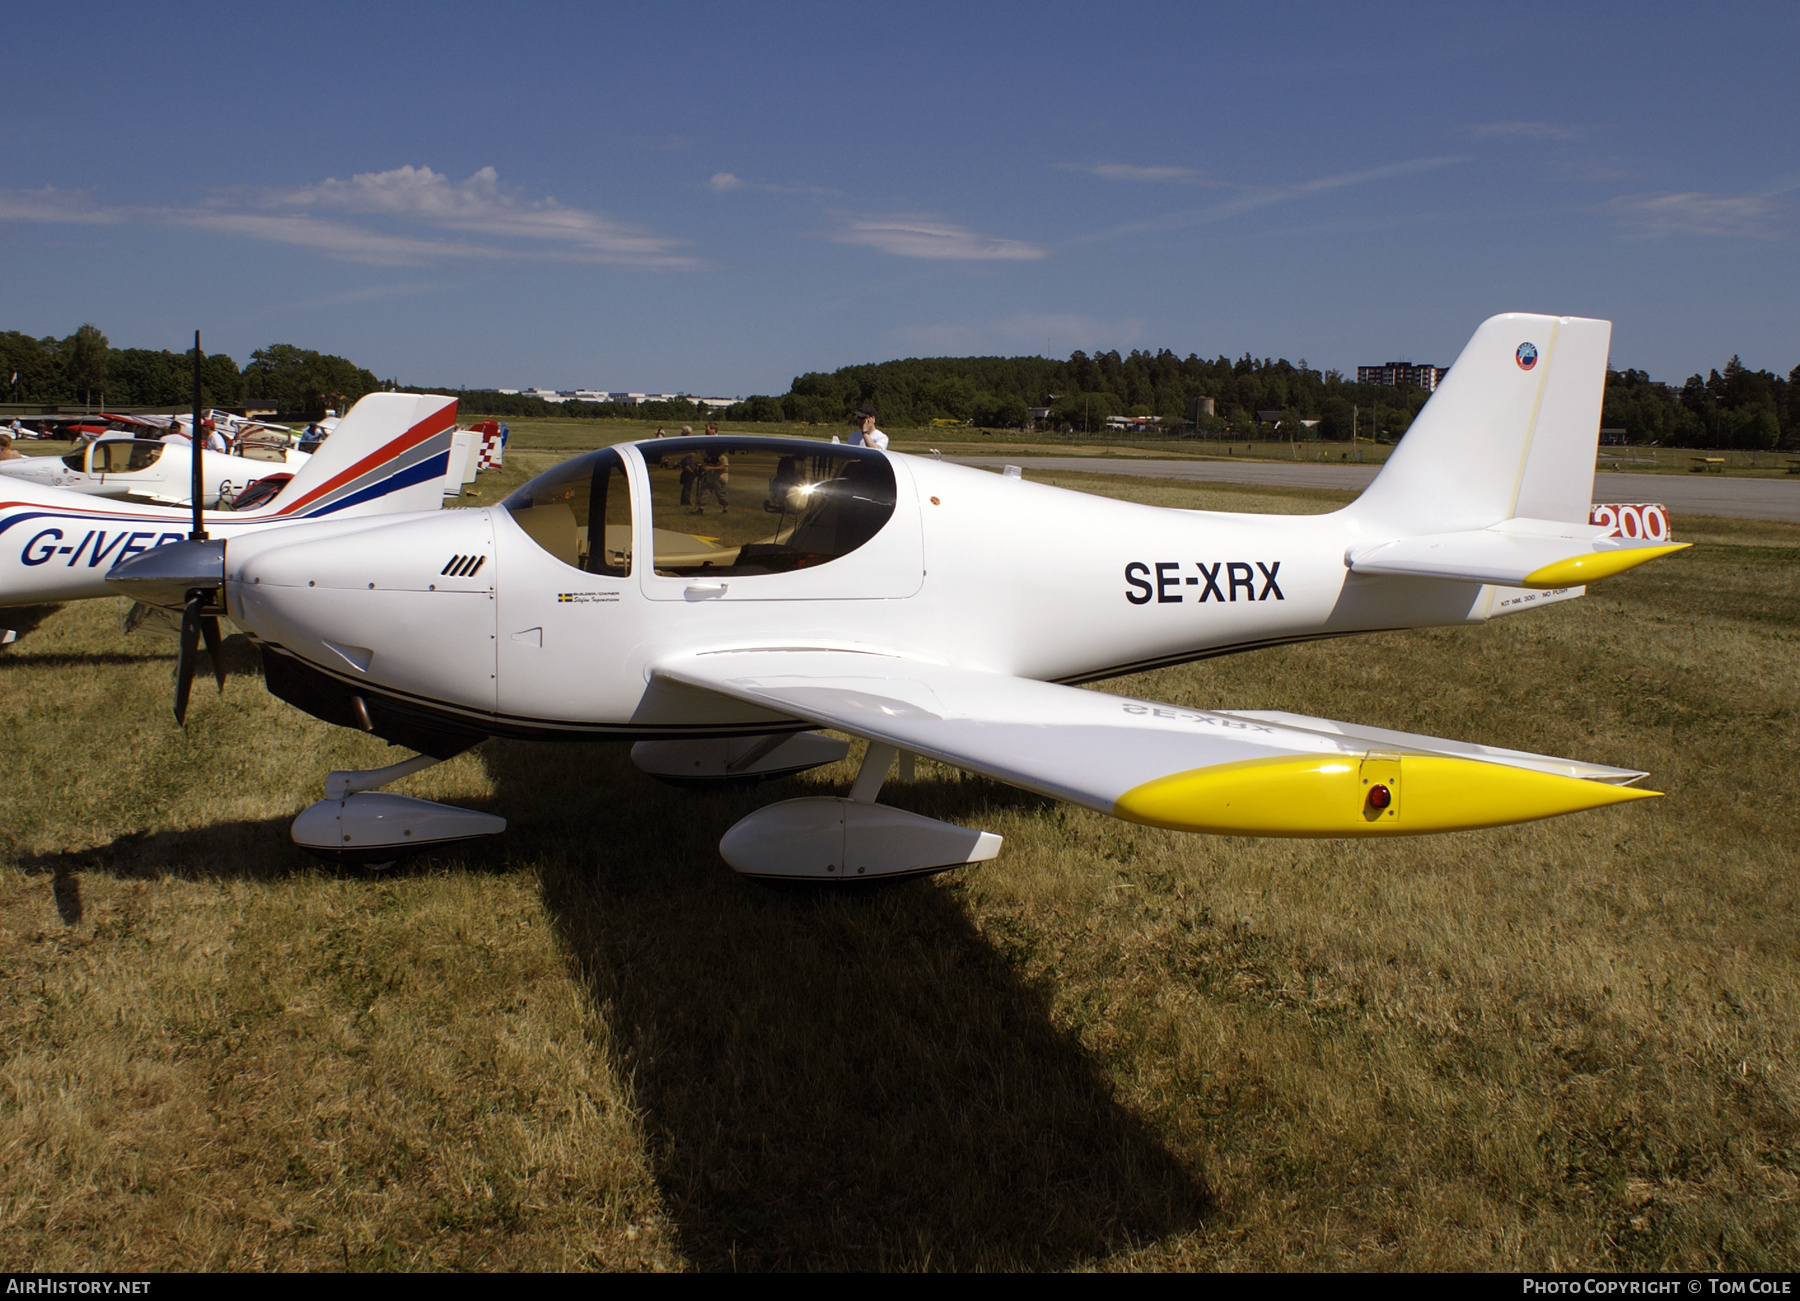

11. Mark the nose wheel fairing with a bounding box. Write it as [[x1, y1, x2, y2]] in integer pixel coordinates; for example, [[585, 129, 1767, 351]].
[[292, 791, 507, 866]]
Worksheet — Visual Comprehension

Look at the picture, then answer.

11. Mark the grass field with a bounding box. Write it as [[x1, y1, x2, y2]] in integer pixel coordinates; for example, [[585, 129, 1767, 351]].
[[2, 465, 1797, 1270]]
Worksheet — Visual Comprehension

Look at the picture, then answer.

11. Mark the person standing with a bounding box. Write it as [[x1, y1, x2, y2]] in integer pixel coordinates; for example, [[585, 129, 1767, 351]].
[[0, 433, 22, 461], [848, 402, 887, 451], [697, 439, 729, 514]]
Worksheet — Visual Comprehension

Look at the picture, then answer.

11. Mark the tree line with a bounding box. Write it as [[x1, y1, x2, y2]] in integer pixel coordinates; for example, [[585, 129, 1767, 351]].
[[1, 326, 383, 415], [717, 349, 1800, 447], [9, 323, 1796, 447]]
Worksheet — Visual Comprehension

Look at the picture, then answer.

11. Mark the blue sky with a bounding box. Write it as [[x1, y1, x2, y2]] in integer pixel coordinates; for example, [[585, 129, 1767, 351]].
[[3, 1, 1796, 395]]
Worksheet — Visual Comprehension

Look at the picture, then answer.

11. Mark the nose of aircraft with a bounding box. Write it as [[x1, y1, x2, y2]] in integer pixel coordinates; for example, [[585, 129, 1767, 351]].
[[229, 510, 501, 713], [106, 537, 225, 609]]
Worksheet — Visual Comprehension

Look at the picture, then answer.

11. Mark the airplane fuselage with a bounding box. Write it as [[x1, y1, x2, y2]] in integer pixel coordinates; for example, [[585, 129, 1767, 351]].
[[0, 481, 429, 606], [225, 439, 1579, 744], [0, 438, 305, 505]]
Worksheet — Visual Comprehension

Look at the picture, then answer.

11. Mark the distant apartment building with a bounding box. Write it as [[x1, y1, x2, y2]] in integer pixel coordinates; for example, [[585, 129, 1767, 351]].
[[1357, 361, 1448, 391]]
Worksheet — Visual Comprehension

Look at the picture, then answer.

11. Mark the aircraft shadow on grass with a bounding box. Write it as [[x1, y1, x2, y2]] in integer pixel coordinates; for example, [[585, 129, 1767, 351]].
[[18, 815, 323, 891], [0, 606, 262, 672], [18, 732, 1211, 1266], [482, 738, 1212, 1270], [0, 603, 64, 641]]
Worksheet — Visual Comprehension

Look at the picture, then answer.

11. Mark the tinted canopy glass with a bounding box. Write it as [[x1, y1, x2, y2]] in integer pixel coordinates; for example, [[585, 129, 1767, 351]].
[[88, 440, 166, 473], [637, 438, 896, 578], [501, 447, 633, 575]]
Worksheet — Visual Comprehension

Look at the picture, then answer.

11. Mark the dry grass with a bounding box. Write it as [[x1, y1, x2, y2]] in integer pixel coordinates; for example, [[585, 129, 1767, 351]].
[[1, 470, 1796, 1270]]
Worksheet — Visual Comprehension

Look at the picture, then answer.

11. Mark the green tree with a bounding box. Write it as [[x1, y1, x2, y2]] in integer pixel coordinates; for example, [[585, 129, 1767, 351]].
[[243, 344, 379, 413], [1276, 408, 1311, 442], [0, 332, 65, 403], [1318, 395, 1354, 441], [1734, 406, 1781, 450], [63, 324, 110, 405]]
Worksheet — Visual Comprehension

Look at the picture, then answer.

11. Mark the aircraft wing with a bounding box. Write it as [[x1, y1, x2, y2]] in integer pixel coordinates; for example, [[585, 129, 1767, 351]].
[[651, 649, 1656, 837], [124, 489, 190, 506], [1347, 519, 1686, 588]]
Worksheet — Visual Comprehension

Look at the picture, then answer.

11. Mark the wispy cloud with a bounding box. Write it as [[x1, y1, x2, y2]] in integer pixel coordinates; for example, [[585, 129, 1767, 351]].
[[1072, 155, 1465, 245], [832, 216, 1047, 261], [1608, 190, 1782, 237], [708, 171, 839, 198], [0, 166, 699, 269], [0, 188, 125, 225], [1469, 121, 1582, 140], [1058, 162, 1207, 183], [254, 165, 694, 267], [178, 210, 511, 264]]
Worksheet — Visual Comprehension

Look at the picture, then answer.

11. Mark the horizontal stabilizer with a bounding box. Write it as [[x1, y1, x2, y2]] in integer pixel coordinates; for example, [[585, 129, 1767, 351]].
[[652, 649, 1657, 838], [1348, 519, 1687, 588]]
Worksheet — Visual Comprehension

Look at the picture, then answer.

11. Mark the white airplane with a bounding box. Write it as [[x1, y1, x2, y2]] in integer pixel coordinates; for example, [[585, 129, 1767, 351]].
[[0, 432, 309, 507], [1, 391, 462, 611], [110, 314, 1689, 877]]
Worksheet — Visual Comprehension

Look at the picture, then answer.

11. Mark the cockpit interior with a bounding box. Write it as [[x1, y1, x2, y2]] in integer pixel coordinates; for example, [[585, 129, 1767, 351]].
[[64, 439, 168, 474], [502, 437, 898, 579]]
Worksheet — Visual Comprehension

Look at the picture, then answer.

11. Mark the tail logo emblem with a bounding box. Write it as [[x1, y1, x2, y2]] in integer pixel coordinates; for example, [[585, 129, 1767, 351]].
[[1516, 342, 1539, 370]]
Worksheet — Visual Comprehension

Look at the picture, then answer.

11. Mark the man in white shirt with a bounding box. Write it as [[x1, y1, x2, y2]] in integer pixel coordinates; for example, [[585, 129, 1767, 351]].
[[849, 402, 888, 451]]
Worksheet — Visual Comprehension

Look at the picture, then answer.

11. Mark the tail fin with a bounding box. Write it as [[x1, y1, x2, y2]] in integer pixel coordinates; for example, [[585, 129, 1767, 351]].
[[258, 393, 459, 519], [1349, 313, 1611, 534]]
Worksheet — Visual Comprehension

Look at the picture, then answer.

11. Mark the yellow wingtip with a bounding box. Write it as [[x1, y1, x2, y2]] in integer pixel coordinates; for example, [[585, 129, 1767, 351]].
[[1113, 754, 1661, 838], [1522, 543, 1689, 589]]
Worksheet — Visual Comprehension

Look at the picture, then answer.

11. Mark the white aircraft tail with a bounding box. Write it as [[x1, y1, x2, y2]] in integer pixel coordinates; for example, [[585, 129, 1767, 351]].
[[1349, 313, 1611, 534], [257, 393, 460, 520]]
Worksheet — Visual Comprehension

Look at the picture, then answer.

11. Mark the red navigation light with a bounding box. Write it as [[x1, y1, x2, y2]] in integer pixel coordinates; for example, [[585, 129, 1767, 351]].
[[1368, 783, 1392, 811]]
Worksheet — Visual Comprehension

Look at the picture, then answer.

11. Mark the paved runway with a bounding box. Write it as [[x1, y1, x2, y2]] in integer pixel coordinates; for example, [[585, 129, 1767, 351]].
[[945, 457, 1800, 522]]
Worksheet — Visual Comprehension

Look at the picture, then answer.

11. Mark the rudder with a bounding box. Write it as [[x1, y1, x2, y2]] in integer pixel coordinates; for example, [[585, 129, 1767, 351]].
[[259, 393, 459, 519], [1350, 313, 1611, 534]]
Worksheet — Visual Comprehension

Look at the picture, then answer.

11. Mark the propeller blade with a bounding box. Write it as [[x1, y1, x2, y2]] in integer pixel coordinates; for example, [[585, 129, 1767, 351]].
[[174, 597, 201, 725], [191, 330, 205, 542], [199, 609, 226, 692]]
